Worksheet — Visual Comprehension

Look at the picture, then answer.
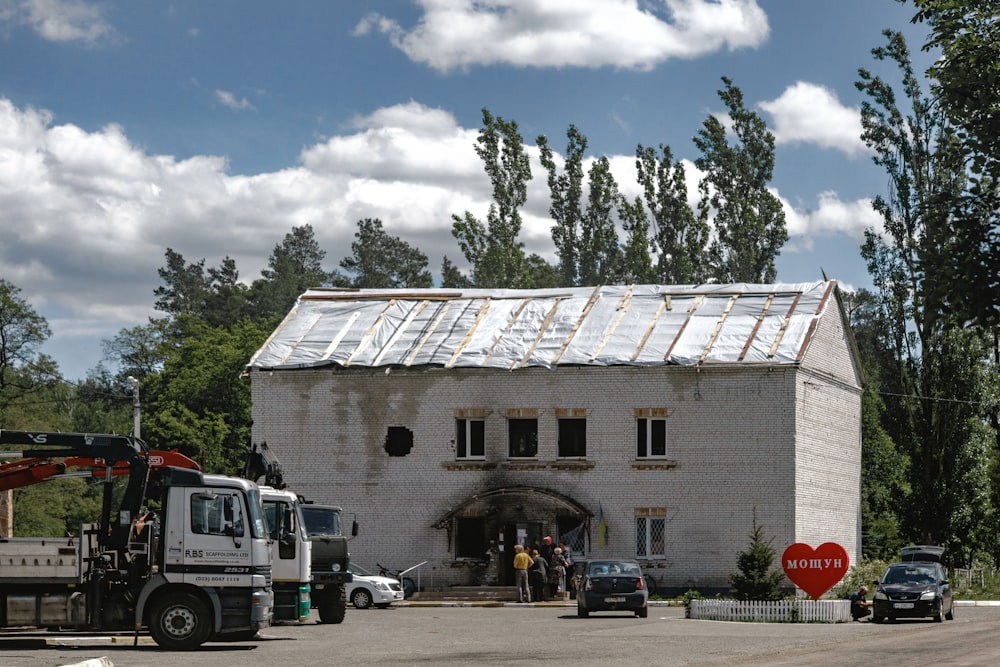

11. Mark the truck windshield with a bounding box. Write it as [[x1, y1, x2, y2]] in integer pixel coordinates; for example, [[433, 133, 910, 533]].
[[246, 490, 268, 539], [301, 506, 342, 536]]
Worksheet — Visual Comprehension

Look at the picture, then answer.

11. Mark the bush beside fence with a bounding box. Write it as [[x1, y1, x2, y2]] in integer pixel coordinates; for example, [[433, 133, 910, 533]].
[[689, 598, 851, 623]]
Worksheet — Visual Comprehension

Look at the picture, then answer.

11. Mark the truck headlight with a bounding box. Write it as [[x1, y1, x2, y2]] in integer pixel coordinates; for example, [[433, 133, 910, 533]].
[[331, 563, 341, 572]]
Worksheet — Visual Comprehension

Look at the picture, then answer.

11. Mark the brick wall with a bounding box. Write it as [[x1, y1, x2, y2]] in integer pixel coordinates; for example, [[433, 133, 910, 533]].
[[252, 356, 860, 593]]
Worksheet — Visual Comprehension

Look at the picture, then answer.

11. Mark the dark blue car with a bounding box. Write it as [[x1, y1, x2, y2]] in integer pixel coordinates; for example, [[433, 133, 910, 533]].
[[576, 559, 648, 618]]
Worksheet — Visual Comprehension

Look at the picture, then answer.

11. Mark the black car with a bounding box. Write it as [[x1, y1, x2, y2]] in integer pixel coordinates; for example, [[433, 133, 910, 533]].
[[576, 559, 648, 618], [872, 545, 954, 623]]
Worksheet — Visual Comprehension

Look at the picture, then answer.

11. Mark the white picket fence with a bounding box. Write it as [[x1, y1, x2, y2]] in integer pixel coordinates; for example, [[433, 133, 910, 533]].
[[689, 598, 851, 623]]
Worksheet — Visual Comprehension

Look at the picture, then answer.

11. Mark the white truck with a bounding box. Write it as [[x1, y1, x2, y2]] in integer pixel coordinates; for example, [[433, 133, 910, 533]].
[[0, 430, 274, 649], [245, 443, 354, 624]]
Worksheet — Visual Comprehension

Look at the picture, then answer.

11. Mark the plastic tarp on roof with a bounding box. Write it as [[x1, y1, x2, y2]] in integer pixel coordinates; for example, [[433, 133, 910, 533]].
[[246, 281, 838, 371]]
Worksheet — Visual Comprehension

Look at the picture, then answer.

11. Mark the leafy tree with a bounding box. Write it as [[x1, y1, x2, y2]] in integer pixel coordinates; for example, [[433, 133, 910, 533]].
[[154, 251, 250, 328], [856, 30, 997, 566], [694, 77, 788, 283], [578, 157, 624, 285], [154, 249, 211, 319], [0, 279, 60, 420], [13, 478, 103, 537], [440, 257, 472, 289], [538, 126, 586, 286], [140, 318, 268, 474], [729, 511, 785, 601], [102, 319, 171, 379], [249, 224, 333, 322], [906, 1, 1000, 327], [617, 196, 657, 284], [336, 218, 432, 288], [452, 109, 532, 288], [636, 144, 709, 284]]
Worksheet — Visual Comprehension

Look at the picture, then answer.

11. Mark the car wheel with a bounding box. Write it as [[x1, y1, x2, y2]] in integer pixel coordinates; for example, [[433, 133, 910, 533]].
[[935, 605, 945, 622], [351, 588, 374, 610], [636, 606, 648, 618], [577, 602, 588, 618], [945, 602, 954, 621]]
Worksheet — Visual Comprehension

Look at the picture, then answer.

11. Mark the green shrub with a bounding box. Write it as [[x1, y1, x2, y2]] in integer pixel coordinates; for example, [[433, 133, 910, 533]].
[[834, 558, 889, 599]]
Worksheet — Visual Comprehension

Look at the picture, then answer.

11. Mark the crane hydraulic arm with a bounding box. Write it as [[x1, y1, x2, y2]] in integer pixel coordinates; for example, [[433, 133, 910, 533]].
[[0, 430, 152, 552]]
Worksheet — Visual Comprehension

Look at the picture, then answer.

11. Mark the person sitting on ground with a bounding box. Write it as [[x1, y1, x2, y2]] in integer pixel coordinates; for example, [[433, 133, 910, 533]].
[[849, 585, 872, 621]]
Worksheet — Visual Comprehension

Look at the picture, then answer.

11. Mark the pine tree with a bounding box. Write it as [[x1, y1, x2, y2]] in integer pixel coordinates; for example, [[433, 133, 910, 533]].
[[729, 512, 785, 601]]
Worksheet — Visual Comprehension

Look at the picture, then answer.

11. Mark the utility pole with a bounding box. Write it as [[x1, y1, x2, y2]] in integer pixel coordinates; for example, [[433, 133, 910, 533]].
[[126, 376, 141, 439]]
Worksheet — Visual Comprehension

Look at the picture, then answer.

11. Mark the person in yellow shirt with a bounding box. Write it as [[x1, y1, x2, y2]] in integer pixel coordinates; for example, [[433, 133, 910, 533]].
[[513, 544, 533, 603]]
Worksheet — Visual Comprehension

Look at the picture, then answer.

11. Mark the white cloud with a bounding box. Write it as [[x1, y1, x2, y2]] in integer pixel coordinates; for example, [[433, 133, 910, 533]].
[[356, 0, 769, 72], [1, 0, 111, 43], [779, 190, 880, 250], [215, 89, 253, 111], [0, 96, 873, 378], [758, 82, 868, 157]]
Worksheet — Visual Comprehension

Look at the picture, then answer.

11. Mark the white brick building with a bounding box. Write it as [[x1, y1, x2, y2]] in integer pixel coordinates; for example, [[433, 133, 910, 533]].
[[247, 281, 863, 595]]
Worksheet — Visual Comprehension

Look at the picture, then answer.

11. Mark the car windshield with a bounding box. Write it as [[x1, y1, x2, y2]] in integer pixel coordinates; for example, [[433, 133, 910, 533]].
[[349, 563, 373, 577], [882, 564, 937, 585], [588, 561, 641, 576]]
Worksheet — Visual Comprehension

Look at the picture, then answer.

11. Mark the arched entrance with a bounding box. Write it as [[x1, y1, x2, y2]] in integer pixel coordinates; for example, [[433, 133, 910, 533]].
[[433, 486, 591, 586]]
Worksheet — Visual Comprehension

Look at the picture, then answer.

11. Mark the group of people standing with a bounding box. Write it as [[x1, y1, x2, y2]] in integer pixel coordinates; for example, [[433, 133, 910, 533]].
[[513, 535, 573, 603]]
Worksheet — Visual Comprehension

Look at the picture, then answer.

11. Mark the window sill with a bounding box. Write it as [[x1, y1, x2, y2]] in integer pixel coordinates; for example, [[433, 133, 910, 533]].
[[442, 460, 595, 471], [631, 460, 678, 470]]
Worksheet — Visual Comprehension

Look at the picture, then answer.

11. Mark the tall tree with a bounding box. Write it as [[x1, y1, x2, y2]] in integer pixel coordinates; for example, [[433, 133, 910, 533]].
[[906, 1, 1000, 327], [452, 109, 532, 288], [336, 218, 432, 288], [538, 126, 586, 287], [617, 196, 657, 284], [636, 144, 710, 284], [0, 279, 59, 419], [856, 30, 995, 565], [578, 156, 624, 285], [440, 257, 472, 289], [694, 77, 788, 283], [250, 225, 332, 322]]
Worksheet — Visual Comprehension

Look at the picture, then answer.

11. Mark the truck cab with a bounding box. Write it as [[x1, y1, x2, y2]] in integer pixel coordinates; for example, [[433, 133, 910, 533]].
[[259, 485, 312, 622]]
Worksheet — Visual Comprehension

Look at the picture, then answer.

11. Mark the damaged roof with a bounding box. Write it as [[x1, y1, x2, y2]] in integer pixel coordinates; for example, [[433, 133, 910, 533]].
[[247, 280, 839, 371]]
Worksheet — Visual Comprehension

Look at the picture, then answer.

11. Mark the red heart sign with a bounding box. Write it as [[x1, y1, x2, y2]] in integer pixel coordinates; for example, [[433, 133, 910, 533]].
[[781, 542, 850, 600]]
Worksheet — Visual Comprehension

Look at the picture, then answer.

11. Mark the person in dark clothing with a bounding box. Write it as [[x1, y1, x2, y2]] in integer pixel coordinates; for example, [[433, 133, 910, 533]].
[[850, 585, 872, 621], [529, 549, 548, 602]]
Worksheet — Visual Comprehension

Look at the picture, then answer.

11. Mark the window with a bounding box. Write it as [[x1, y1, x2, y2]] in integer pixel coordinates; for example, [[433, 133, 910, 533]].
[[506, 408, 538, 458], [455, 410, 486, 459], [191, 493, 244, 537], [635, 508, 666, 558], [636, 408, 669, 458], [508, 419, 537, 458], [557, 418, 586, 458]]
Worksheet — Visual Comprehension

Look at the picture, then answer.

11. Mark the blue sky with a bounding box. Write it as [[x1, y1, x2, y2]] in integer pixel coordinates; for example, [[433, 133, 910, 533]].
[[0, 0, 935, 380]]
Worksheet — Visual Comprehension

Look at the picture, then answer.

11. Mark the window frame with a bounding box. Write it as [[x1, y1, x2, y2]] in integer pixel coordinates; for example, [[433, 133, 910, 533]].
[[634, 507, 666, 559], [635, 408, 669, 459], [455, 416, 486, 460]]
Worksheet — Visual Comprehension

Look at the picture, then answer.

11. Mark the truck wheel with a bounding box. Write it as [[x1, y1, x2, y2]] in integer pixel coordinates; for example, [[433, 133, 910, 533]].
[[317, 589, 347, 624], [149, 593, 212, 650], [351, 588, 373, 610]]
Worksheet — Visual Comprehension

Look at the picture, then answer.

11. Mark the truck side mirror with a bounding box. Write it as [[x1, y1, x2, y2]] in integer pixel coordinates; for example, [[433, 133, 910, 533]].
[[352, 519, 359, 537]]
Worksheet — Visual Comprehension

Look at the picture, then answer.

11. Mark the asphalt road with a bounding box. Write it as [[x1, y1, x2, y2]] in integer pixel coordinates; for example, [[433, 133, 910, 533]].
[[3, 603, 1000, 667]]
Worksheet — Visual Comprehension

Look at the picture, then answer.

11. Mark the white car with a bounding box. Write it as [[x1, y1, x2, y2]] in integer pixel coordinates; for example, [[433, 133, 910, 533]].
[[346, 563, 405, 609]]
